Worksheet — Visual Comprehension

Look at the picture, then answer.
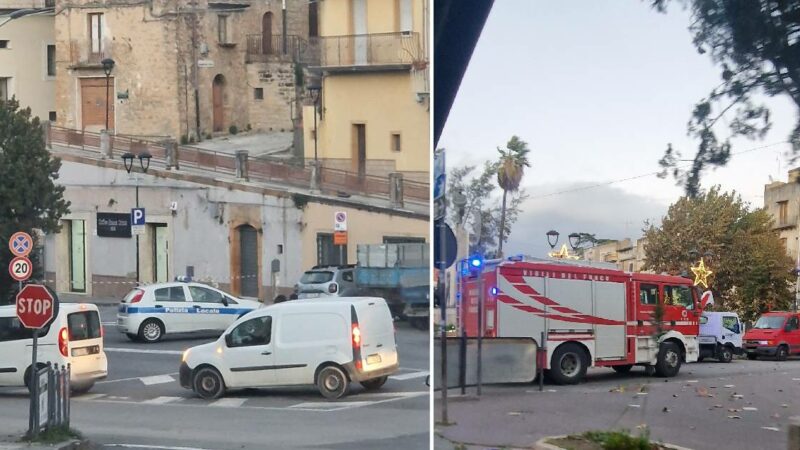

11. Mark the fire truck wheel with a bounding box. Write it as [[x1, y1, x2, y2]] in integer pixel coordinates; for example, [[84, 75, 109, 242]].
[[654, 342, 681, 377], [549, 343, 588, 385], [718, 345, 733, 363], [611, 364, 633, 374]]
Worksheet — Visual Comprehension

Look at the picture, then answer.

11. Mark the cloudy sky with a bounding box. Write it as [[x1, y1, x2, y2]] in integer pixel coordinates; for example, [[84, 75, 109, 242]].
[[438, 1, 798, 258]]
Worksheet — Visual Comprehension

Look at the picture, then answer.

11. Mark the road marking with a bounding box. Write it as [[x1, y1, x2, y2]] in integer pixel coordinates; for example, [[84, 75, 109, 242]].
[[105, 445, 216, 450], [389, 371, 429, 381], [761, 427, 781, 432], [290, 401, 373, 411], [75, 393, 107, 401], [209, 398, 247, 408], [96, 373, 178, 385], [141, 375, 175, 386], [141, 396, 183, 405], [106, 347, 183, 356]]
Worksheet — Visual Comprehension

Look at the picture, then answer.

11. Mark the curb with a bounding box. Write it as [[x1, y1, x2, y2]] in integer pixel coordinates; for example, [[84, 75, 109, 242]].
[[534, 435, 694, 450], [0, 438, 92, 450]]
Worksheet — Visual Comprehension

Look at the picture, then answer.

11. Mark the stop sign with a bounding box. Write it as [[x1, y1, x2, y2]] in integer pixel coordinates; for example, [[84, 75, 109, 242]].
[[16, 284, 56, 329]]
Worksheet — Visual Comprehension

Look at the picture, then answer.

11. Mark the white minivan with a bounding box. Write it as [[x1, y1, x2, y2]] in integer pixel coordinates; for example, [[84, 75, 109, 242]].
[[179, 297, 399, 400], [0, 303, 108, 393]]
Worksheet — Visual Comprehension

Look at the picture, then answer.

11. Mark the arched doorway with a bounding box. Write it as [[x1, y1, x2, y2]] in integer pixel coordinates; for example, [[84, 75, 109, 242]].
[[212, 74, 225, 132], [262, 12, 274, 54], [238, 225, 259, 298]]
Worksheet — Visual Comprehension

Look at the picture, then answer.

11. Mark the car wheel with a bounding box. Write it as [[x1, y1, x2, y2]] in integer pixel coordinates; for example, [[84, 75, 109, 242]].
[[139, 319, 164, 343], [360, 376, 388, 391], [193, 367, 225, 400], [654, 342, 682, 377], [776, 345, 789, 361], [611, 364, 633, 374], [126, 333, 139, 342], [549, 343, 588, 385], [23, 364, 47, 393], [746, 353, 758, 360], [718, 346, 733, 363], [316, 365, 349, 400]]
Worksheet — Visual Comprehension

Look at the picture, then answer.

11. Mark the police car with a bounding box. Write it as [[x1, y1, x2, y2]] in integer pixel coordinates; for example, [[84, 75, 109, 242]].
[[117, 281, 262, 343]]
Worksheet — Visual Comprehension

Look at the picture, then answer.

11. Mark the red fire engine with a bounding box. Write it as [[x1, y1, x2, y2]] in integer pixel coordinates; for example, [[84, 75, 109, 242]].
[[459, 258, 701, 384]]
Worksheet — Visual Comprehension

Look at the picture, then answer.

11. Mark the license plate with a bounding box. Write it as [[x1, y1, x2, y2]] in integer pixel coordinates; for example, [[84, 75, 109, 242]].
[[366, 354, 382, 365], [72, 345, 99, 357]]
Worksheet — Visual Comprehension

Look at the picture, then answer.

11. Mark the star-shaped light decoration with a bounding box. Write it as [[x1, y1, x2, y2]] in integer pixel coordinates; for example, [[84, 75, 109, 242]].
[[691, 258, 713, 289], [549, 244, 580, 260]]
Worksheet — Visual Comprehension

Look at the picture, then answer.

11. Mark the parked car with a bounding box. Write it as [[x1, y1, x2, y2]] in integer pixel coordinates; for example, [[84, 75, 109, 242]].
[[117, 281, 262, 343], [179, 297, 399, 400], [743, 311, 800, 360], [0, 301, 107, 393], [295, 265, 357, 299], [697, 311, 743, 363]]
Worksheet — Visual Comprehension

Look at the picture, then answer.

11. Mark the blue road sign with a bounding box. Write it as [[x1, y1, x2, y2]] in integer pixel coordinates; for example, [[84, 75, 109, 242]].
[[131, 208, 146, 226], [9, 232, 33, 257]]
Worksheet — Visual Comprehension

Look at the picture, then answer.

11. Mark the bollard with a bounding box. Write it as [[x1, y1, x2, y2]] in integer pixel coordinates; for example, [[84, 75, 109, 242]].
[[47, 363, 55, 428], [65, 364, 70, 428], [54, 364, 61, 427], [459, 329, 467, 395], [789, 416, 800, 450]]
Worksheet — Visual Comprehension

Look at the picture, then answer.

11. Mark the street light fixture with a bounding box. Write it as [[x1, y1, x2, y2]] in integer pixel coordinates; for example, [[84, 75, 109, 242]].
[[568, 233, 581, 251], [101, 58, 115, 131], [121, 151, 151, 285], [546, 230, 560, 249]]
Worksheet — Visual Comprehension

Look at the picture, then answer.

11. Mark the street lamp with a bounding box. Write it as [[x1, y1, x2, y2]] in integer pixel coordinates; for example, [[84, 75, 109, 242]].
[[122, 151, 152, 285], [101, 58, 115, 131], [568, 233, 581, 251], [546, 230, 560, 249], [307, 81, 321, 163]]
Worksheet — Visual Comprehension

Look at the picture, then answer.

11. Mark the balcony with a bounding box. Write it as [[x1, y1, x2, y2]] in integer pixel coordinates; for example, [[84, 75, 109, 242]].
[[245, 34, 319, 65], [314, 32, 422, 72], [68, 40, 111, 70]]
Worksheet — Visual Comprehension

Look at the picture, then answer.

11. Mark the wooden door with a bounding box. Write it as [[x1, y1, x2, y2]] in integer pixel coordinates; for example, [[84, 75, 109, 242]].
[[80, 77, 114, 131], [262, 12, 273, 54], [353, 123, 366, 178], [212, 75, 224, 132]]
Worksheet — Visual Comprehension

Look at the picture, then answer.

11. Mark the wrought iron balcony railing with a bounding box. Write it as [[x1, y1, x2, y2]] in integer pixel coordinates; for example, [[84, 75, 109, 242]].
[[316, 31, 423, 69]]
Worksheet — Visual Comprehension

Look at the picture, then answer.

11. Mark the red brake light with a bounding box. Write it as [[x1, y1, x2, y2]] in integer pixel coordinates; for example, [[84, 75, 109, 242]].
[[58, 327, 68, 357], [329, 283, 338, 294], [352, 324, 361, 347], [130, 289, 144, 303]]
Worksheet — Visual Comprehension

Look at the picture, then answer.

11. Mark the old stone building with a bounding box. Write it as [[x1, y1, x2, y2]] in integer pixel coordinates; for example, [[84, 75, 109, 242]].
[[54, 0, 315, 140], [764, 167, 800, 264]]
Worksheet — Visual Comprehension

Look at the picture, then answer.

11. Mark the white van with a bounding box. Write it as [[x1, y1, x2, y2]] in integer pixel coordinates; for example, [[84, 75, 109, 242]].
[[698, 311, 744, 363], [179, 297, 399, 400], [0, 303, 108, 393]]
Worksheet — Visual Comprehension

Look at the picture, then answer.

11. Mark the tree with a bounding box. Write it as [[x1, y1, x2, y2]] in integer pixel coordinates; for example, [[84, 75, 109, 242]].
[[447, 163, 526, 257], [496, 136, 531, 257], [651, 0, 800, 197], [0, 98, 70, 304], [643, 186, 793, 322]]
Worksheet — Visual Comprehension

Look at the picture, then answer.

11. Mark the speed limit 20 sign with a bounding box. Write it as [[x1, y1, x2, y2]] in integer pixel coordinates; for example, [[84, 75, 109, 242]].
[[9, 256, 32, 282]]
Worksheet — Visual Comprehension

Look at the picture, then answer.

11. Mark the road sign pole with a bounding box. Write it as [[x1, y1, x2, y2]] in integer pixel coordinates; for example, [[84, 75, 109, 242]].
[[438, 219, 448, 423], [28, 328, 39, 438], [135, 184, 140, 285]]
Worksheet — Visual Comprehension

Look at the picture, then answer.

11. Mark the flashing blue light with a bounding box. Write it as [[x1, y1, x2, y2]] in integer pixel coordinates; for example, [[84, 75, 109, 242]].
[[470, 257, 483, 268], [490, 287, 498, 295]]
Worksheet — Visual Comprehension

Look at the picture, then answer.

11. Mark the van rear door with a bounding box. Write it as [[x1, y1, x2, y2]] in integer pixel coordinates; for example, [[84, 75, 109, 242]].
[[67, 309, 105, 378], [354, 300, 398, 373]]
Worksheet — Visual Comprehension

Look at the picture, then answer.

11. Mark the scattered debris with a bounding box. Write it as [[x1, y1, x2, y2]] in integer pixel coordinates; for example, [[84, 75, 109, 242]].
[[743, 407, 758, 411], [732, 394, 744, 399], [772, 413, 781, 419], [662, 407, 669, 413], [628, 404, 641, 408], [782, 404, 789, 408], [687, 380, 699, 383], [714, 404, 723, 408], [672, 394, 678, 398], [728, 415, 742, 419], [610, 386, 626, 393], [507, 412, 522, 416], [728, 408, 741, 413], [761, 427, 781, 432], [724, 384, 735, 388]]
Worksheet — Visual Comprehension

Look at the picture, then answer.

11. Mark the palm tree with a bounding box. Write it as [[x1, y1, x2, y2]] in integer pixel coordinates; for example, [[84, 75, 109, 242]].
[[496, 136, 531, 257]]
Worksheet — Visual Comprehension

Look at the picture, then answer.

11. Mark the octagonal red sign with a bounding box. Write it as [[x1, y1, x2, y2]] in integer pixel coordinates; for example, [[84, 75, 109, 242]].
[[16, 284, 55, 329]]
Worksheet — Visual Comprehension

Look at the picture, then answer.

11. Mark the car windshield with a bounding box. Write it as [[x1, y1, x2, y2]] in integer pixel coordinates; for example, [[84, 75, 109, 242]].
[[753, 316, 786, 329], [300, 271, 333, 284]]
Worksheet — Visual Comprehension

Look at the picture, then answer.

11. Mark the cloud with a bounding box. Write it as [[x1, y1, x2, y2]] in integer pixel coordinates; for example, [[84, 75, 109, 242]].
[[505, 183, 670, 258]]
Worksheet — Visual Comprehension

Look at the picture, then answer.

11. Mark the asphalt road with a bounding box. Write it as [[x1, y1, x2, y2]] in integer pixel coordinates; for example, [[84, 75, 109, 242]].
[[0, 304, 431, 450], [436, 357, 800, 450]]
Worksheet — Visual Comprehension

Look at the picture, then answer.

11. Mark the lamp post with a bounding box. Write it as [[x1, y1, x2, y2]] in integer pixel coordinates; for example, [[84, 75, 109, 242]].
[[122, 151, 152, 285], [101, 58, 115, 131], [546, 230, 560, 249]]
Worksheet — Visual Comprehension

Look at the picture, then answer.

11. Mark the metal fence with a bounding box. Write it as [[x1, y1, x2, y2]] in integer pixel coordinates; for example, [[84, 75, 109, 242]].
[[29, 363, 70, 438], [317, 32, 421, 68]]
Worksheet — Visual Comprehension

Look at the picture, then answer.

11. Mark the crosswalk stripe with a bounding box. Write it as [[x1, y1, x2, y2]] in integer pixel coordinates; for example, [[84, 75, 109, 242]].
[[209, 398, 247, 408], [389, 371, 429, 381], [140, 375, 175, 386], [141, 396, 183, 405]]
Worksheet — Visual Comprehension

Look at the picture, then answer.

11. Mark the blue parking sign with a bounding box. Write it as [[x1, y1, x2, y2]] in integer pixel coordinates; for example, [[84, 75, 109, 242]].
[[131, 208, 146, 226]]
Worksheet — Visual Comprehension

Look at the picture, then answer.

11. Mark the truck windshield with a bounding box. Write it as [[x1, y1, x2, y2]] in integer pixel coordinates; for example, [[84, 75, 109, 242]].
[[665, 285, 693, 309], [300, 271, 334, 284], [753, 316, 786, 329]]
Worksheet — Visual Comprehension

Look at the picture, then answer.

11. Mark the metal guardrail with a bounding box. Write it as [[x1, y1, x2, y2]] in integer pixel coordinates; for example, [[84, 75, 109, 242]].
[[317, 32, 421, 68], [29, 363, 70, 438], [245, 34, 319, 64]]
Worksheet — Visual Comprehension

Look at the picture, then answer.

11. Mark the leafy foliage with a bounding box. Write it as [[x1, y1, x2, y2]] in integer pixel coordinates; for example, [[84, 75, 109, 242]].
[[643, 187, 793, 322], [496, 136, 531, 256], [0, 99, 70, 303], [651, 0, 800, 197]]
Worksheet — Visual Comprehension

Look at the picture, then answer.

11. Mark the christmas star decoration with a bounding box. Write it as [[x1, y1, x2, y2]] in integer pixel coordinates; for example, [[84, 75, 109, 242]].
[[691, 258, 713, 289], [549, 244, 579, 260]]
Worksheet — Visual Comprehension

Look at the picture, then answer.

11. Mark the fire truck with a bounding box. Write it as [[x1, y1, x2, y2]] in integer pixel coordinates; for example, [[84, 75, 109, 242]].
[[458, 257, 701, 384]]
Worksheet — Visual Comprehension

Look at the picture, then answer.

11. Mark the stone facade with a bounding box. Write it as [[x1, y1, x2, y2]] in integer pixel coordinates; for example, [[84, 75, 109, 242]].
[[54, 0, 311, 141], [764, 168, 800, 265]]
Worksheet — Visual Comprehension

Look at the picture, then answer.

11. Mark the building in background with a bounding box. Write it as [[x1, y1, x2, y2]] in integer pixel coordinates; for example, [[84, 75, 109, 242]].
[[583, 238, 649, 272], [764, 167, 800, 264], [53, 0, 314, 140], [0, 4, 55, 122], [303, 0, 430, 181]]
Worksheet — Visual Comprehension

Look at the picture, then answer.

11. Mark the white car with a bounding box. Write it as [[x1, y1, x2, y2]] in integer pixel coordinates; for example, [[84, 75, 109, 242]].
[[117, 282, 263, 343], [179, 297, 399, 400], [0, 302, 108, 393]]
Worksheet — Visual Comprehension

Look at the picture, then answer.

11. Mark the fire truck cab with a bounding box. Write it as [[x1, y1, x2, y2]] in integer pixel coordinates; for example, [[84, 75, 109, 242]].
[[458, 258, 701, 384]]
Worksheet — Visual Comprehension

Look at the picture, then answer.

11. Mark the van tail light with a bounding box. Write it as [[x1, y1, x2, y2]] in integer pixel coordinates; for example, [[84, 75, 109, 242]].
[[130, 289, 144, 304], [329, 283, 339, 294], [58, 327, 69, 357], [100, 325, 104, 338], [350, 306, 362, 370]]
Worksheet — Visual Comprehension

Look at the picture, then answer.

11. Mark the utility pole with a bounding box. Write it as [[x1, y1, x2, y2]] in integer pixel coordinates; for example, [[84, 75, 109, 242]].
[[282, 0, 287, 55]]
